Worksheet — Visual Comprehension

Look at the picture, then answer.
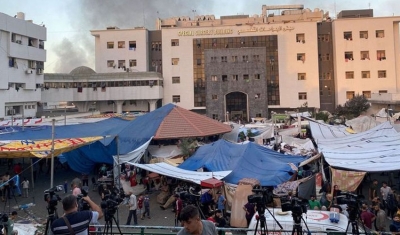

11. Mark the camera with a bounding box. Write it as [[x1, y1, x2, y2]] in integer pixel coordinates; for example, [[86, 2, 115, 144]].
[[77, 187, 90, 211], [247, 186, 274, 206], [281, 197, 308, 215], [100, 187, 125, 219], [44, 185, 63, 208], [336, 192, 363, 208]]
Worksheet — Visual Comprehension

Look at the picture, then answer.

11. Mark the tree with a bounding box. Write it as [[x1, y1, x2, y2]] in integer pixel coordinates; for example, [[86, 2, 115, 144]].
[[334, 95, 370, 119]]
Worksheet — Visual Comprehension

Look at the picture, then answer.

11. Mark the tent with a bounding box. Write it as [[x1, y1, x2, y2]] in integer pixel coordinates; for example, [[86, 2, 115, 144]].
[[201, 178, 224, 188], [178, 139, 305, 186]]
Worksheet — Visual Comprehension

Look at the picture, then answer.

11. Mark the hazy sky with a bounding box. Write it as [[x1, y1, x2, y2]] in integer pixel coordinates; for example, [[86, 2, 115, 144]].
[[2, 0, 400, 73]]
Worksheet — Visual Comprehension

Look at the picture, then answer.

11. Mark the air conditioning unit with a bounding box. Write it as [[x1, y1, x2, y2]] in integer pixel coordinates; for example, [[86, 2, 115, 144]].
[[25, 69, 33, 74], [16, 40, 22, 44]]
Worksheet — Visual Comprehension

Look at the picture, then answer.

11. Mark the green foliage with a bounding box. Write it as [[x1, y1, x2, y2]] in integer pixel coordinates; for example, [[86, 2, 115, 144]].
[[179, 138, 197, 158], [334, 95, 370, 118], [315, 112, 329, 123]]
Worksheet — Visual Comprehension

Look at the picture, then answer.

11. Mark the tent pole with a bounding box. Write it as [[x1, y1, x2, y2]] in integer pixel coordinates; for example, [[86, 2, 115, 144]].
[[31, 158, 34, 189], [50, 119, 55, 188], [116, 135, 121, 223]]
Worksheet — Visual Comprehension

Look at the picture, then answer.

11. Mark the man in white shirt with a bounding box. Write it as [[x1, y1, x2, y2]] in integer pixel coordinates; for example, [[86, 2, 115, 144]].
[[126, 192, 138, 225]]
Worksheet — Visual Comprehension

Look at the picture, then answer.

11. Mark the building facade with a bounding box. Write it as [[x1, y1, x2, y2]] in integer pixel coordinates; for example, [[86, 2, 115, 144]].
[[0, 12, 46, 120]]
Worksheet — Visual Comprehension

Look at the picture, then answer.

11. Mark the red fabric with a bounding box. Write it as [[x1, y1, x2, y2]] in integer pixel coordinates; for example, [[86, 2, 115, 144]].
[[14, 164, 22, 174], [176, 198, 183, 213], [361, 211, 375, 229], [138, 196, 144, 209], [130, 175, 137, 187], [207, 217, 216, 223]]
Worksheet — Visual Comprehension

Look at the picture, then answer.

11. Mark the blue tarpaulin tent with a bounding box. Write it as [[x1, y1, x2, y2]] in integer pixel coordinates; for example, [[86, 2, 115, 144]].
[[178, 139, 305, 186]]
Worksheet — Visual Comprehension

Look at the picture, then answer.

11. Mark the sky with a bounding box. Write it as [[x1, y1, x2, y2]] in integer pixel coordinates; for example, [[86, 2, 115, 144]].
[[2, 0, 400, 73]]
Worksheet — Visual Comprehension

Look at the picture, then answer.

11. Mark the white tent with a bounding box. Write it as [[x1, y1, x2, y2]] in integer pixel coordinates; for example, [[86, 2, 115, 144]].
[[309, 121, 350, 142], [130, 162, 232, 184]]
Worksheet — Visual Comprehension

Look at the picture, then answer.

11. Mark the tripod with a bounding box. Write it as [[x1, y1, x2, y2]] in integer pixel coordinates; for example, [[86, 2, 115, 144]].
[[44, 205, 58, 235], [103, 212, 123, 235], [345, 207, 364, 235], [3, 182, 19, 214], [253, 208, 268, 235], [291, 212, 311, 235]]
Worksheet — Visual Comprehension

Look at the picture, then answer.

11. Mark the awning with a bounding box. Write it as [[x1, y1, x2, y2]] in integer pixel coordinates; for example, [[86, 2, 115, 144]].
[[201, 178, 224, 188], [0, 136, 103, 158], [130, 162, 232, 185], [299, 153, 322, 167]]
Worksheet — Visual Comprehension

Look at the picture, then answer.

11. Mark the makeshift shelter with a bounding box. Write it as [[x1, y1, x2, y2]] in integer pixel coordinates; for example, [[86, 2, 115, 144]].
[[201, 178, 224, 188], [179, 139, 305, 186]]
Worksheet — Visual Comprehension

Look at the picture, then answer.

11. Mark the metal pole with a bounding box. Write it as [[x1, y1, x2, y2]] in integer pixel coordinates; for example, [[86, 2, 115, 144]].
[[64, 106, 66, 126], [22, 105, 25, 131], [31, 158, 34, 189], [116, 135, 121, 223], [11, 108, 14, 127], [50, 119, 55, 188]]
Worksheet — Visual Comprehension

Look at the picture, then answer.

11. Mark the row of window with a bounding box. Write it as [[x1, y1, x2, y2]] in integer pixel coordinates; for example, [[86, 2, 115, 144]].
[[344, 50, 386, 61], [343, 30, 385, 40], [11, 33, 45, 49], [345, 90, 387, 99], [107, 41, 137, 50], [43, 80, 161, 88], [211, 93, 262, 100], [345, 70, 386, 79], [107, 59, 137, 68], [208, 74, 261, 82]]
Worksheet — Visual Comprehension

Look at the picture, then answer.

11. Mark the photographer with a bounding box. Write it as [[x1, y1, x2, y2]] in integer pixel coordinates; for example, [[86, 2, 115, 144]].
[[51, 194, 103, 235]]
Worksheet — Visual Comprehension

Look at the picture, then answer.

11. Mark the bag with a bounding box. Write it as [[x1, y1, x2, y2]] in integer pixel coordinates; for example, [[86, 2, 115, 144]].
[[329, 208, 340, 223]]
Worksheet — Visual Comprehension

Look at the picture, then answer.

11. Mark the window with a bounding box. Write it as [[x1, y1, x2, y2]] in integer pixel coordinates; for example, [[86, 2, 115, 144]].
[[172, 95, 180, 103], [254, 74, 260, 80], [242, 55, 248, 62], [222, 75, 228, 82], [232, 56, 238, 62], [378, 70, 387, 78], [172, 58, 179, 65], [362, 91, 371, 98], [107, 42, 114, 49], [212, 95, 218, 100], [211, 56, 217, 62], [298, 73, 306, 80], [345, 52, 353, 61], [346, 91, 355, 99], [118, 60, 125, 68], [28, 60, 36, 69], [129, 41, 136, 50], [346, 71, 354, 79], [172, 77, 180, 84], [118, 41, 125, 48], [297, 53, 305, 62], [253, 55, 260, 62], [171, 39, 179, 46], [232, 75, 238, 81], [107, 60, 114, 67], [319, 54, 330, 61], [344, 31, 352, 40], [212, 114, 219, 120], [243, 74, 249, 81], [360, 51, 370, 60], [318, 34, 330, 42], [320, 72, 331, 80], [211, 75, 218, 81], [377, 50, 386, 60], [376, 30, 385, 38], [129, 59, 137, 67], [359, 31, 368, 39], [296, 33, 305, 43], [298, 92, 307, 100], [221, 56, 227, 62], [361, 71, 370, 79], [255, 93, 261, 99], [379, 90, 387, 94], [196, 59, 202, 66]]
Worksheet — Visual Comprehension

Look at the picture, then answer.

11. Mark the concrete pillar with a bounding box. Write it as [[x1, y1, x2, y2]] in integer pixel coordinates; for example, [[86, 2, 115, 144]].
[[147, 99, 158, 111], [115, 100, 124, 114]]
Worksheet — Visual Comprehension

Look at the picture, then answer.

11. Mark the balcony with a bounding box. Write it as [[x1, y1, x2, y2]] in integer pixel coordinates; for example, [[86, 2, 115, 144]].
[[370, 93, 400, 104]]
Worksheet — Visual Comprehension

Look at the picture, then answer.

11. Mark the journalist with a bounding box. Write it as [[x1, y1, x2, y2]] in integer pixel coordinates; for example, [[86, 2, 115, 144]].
[[51, 194, 104, 235]]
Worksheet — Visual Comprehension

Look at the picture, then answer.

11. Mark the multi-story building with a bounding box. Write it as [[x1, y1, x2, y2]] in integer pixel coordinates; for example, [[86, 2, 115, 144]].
[[0, 12, 46, 120]]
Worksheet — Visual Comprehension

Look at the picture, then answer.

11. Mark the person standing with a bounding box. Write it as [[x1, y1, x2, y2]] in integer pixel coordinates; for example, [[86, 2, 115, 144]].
[[81, 173, 89, 187], [216, 191, 226, 217], [243, 201, 256, 227], [2, 172, 11, 199], [373, 204, 387, 232], [63, 180, 68, 194], [360, 205, 376, 229], [126, 192, 138, 225], [369, 179, 378, 201], [389, 214, 400, 233], [175, 194, 183, 226], [71, 178, 82, 196], [137, 194, 144, 220], [5, 211, 17, 235], [387, 189, 398, 219], [177, 205, 217, 235], [381, 181, 391, 211], [142, 194, 151, 219], [21, 177, 29, 198]]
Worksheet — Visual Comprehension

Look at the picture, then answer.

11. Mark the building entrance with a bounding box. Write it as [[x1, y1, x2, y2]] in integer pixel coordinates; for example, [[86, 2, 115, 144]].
[[225, 92, 248, 122]]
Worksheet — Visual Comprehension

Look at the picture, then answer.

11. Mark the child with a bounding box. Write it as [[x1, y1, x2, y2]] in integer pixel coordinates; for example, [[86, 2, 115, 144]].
[[63, 180, 68, 194], [21, 177, 29, 198], [142, 194, 150, 219], [137, 194, 144, 219]]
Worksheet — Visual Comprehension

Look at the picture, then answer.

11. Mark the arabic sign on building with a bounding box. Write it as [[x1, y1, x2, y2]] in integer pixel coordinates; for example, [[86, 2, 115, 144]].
[[178, 26, 295, 36]]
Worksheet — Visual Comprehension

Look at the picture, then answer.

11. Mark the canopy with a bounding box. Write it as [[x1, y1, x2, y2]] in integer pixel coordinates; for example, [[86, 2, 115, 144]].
[[178, 139, 305, 186], [201, 178, 224, 188], [130, 162, 232, 184], [316, 122, 400, 171]]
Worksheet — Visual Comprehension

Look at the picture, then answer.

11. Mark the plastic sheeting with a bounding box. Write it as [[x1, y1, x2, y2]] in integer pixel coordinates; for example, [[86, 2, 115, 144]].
[[147, 145, 182, 158], [345, 115, 381, 133], [179, 139, 305, 186], [309, 121, 350, 142]]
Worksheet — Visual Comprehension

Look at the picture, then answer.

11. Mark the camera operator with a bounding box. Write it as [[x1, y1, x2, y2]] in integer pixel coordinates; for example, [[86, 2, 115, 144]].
[[51, 194, 104, 235]]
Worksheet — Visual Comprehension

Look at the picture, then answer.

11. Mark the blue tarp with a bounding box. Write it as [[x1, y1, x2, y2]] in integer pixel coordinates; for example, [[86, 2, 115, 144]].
[[178, 139, 305, 186], [0, 104, 176, 173]]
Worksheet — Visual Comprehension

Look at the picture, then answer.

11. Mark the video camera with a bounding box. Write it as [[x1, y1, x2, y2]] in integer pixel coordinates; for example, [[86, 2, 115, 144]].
[[100, 187, 125, 219], [336, 192, 364, 208], [77, 187, 90, 211], [44, 185, 63, 208], [281, 197, 308, 215], [180, 186, 201, 205], [247, 186, 274, 206]]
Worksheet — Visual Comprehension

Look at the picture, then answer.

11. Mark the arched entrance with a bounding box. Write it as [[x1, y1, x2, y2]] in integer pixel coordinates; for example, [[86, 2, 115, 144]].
[[225, 92, 248, 122]]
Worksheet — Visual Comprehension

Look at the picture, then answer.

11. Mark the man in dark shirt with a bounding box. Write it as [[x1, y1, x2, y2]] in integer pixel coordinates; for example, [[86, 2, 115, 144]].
[[51, 194, 103, 235]]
